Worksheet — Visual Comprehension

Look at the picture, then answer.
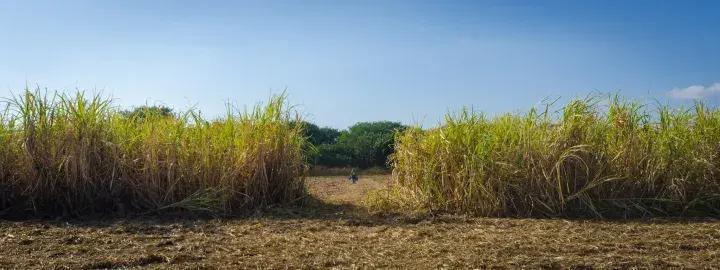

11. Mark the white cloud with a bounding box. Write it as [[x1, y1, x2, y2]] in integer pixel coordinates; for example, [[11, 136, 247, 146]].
[[668, 82, 720, 100]]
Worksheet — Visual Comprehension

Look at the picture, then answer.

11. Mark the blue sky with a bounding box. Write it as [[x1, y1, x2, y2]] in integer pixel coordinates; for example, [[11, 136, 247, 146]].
[[1, 0, 719, 128]]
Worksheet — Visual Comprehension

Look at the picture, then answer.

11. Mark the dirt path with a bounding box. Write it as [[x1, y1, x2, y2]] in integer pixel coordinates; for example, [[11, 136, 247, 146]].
[[307, 175, 392, 205], [1, 175, 720, 269]]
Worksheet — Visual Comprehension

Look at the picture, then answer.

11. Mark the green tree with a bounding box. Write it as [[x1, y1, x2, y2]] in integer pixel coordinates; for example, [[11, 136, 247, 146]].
[[289, 121, 341, 146], [314, 143, 353, 167], [122, 105, 175, 121], [289, 120, 405, 168], [289, 121, 343, 165], [336, 121, 406, 168]]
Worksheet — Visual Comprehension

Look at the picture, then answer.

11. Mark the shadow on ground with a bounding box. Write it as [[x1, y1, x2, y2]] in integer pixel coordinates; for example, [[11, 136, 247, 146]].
[[2, 174, 719, 229], [3, 192, 718, 235], [1, 193, 445, 230]]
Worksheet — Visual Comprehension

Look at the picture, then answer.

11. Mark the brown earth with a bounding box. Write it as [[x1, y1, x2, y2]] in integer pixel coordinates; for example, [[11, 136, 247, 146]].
[[1, 175, 719, 269]]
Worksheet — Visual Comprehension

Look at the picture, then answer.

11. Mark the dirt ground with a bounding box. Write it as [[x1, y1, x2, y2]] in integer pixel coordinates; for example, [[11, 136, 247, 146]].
[[1, 175, 720, 269]]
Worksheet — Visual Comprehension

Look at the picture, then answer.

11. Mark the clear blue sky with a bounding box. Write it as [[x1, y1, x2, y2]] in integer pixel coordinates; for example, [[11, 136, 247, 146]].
[[2, 0, 719, 129]]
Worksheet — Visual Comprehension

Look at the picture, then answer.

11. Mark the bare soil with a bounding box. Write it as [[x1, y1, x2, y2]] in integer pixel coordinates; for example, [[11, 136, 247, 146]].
[[1, 175, 719, 269]]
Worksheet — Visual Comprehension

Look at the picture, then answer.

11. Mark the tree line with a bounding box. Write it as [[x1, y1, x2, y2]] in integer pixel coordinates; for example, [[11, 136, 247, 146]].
[[290, 120, 407, 169]]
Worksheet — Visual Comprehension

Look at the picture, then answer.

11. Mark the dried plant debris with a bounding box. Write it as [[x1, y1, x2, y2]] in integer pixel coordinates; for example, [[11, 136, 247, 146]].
[[1, 176, 719, 269]]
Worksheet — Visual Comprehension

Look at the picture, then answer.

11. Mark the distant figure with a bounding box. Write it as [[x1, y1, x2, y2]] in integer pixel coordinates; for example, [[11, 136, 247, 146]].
[[349, 168, 358, 184]]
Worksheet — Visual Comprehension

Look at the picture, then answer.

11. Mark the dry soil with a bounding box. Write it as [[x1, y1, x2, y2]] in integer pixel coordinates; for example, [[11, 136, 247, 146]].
[[1, 175, 719, 269]]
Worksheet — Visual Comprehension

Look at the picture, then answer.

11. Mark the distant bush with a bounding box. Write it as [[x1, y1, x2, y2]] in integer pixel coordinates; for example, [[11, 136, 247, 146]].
[[336, 121, 407, 168], [388, 94, 720, 218], [294, 120, 406, 170], [309, 165, 391, 176], [313, 144, 353, 167], [289, 121, 341, 146], [0, 88, 308, 217], [121, 105, 175, 121]]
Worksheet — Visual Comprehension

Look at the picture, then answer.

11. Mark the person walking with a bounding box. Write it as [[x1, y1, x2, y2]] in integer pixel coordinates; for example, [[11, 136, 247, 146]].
[[348, 167, 359, 184]]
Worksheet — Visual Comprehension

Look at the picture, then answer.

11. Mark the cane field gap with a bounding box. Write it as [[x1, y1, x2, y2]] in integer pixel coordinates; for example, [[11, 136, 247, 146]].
[[2, 1, 720, 269]]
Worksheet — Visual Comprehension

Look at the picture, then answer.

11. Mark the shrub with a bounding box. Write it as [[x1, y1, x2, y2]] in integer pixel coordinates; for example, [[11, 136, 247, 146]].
[[309, 165, 391, 176], [335, 121, 406, 168]]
